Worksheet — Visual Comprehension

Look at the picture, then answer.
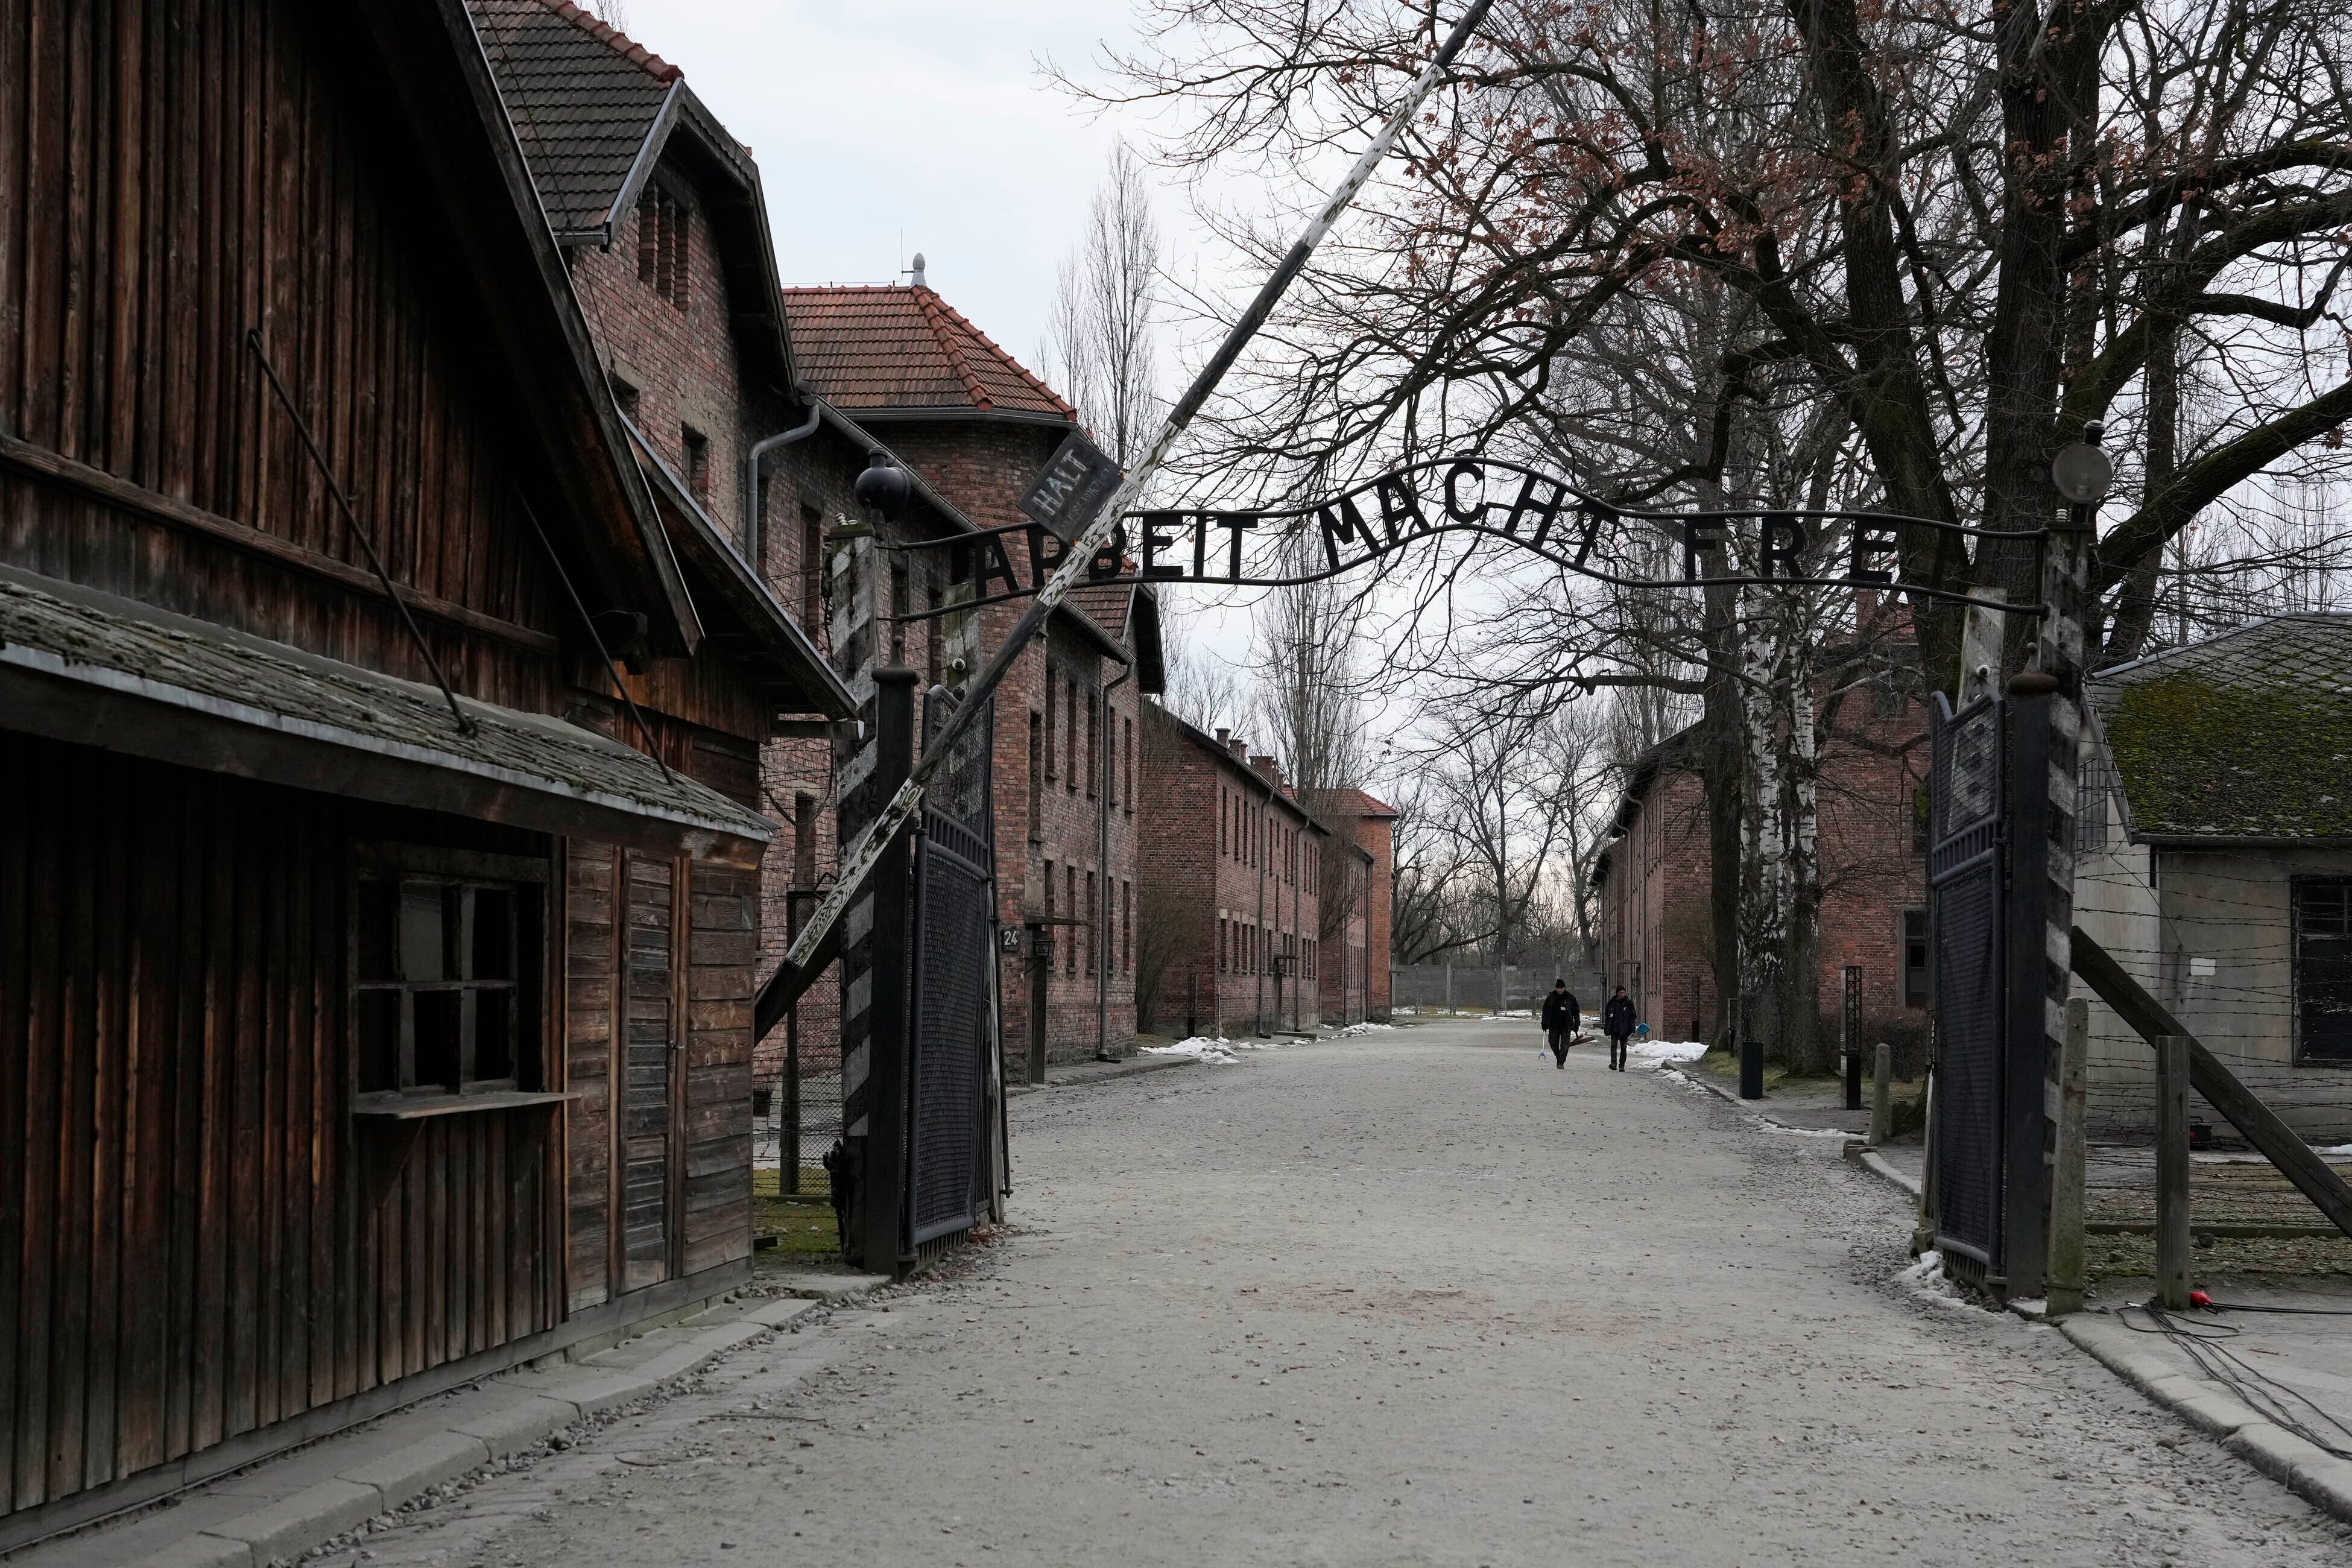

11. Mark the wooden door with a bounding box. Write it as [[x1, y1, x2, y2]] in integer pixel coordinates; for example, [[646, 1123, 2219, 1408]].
[[617, 852, 678, 1292]]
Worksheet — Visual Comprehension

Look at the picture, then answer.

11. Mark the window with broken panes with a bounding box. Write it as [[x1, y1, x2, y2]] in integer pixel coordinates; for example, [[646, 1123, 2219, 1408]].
[[355, 876, 542, 1098]]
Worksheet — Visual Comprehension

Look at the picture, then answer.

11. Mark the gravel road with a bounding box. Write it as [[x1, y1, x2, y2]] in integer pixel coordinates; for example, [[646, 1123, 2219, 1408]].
[[327, 1019, 2352, 1566]]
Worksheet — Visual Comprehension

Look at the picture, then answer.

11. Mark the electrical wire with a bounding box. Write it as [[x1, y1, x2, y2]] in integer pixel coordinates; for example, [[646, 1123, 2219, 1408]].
[[2122, 1301, 2352, 1460]]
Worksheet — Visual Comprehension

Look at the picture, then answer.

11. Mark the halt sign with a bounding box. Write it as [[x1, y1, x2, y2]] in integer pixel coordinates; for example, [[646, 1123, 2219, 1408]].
[[1019, 431, 1122, 542]]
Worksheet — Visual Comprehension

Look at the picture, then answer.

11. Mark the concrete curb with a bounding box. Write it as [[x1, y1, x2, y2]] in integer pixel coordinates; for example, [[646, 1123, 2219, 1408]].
[[92, 1285, 878, 1568], [1842, 1141, 1923, 1200], [1008, 1054, 1195, 1097], [2059, 1312, 2352, 1526]]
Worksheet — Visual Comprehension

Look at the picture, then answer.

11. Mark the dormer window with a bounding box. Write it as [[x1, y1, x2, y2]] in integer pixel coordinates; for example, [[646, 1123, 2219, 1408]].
[[637, 184, 689, 310]]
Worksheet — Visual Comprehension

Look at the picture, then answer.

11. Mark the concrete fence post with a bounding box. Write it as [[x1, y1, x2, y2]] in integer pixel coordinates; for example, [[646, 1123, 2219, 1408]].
[[2156, 1034, 2193, 1311], [1868, 1043, 1892, 1146], [2046, 999, 2090, 1315]]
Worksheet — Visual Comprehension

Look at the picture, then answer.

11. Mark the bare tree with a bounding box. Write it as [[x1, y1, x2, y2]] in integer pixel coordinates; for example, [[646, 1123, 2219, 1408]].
[[1067, 0, 2352, 684], [1154, 602, 1245, 732], [1042, 141, 1162, 470]]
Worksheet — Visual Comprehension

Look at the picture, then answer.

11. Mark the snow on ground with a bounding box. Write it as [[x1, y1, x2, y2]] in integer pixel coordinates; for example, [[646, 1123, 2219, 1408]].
[[1895, 1250, 1991, 1314], [1628, 1036, 1709, 1066], [1141, 1037, 1241, 1065], [1333, 1021, 1394, 1037]]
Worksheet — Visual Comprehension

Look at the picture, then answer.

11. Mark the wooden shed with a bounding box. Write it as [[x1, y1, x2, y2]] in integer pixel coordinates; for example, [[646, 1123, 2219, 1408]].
[[0, 0, 850, 1545]]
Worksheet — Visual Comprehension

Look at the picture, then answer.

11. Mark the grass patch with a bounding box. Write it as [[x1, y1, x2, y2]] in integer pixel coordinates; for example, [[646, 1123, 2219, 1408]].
[[752, 1166, 839, 1259]]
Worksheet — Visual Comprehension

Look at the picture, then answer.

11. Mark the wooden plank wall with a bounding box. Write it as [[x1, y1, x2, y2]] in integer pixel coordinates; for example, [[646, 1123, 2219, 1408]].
[[0, 1, 573, 707], [684, 862, 757, 1276], [0, 733, 561, 1521], [619, 853, 676, 1294], [563, 842, 616, 1313]]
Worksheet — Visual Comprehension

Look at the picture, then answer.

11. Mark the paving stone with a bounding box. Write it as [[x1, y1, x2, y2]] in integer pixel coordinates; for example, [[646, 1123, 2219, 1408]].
[[125, 1537, 254, 1568], [338, 1430, 493, 1500], [765, 1271, 890, 1300], [555, 1372, 659, 1416], [746, 1297, 818, 1329], [449, 1394, 581, 1457], [206, 1478, 382, 1564]]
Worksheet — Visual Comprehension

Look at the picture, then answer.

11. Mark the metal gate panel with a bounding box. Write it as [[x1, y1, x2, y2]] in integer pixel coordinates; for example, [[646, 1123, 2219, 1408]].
[[908, 812, 993, 1245], [904, 684, 999, 1250], [1929, 691, 2006, 1265]]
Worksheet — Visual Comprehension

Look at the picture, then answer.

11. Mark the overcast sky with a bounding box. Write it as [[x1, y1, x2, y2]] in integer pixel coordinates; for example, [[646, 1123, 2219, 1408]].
[[606, 1, 1174, 374]]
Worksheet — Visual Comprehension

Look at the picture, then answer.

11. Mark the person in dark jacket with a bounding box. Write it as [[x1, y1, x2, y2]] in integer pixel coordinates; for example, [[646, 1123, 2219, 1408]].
[[1603, 987, 1638, 1071], [1540, 981, 1581, 1068]]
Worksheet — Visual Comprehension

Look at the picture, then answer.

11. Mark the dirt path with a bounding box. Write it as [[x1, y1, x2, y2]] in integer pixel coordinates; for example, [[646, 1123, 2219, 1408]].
[[322, 1020, 2352, 1567]]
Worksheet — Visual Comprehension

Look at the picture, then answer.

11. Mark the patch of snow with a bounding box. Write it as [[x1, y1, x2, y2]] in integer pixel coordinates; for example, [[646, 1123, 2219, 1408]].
[[1895, 1250, 1986, 1314], [1333, 1021, 1394, 1037], [1762, 1122, 1860, 1139], [1628, 1037, 1708, 1067], [2315, 1143, 2352, 1157], [1141, 1037, 1241, 1066]]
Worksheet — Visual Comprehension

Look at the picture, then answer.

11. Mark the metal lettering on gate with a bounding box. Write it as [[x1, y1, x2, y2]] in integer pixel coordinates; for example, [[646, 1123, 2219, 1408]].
[[1928, 690, 2007, 1269]]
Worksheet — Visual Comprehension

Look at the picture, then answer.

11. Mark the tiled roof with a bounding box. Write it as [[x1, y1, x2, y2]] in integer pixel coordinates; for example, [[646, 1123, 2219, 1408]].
[[467, 0, 676, 236], [1326, 787, 1399, 819], [2091, 613, 2352, 841], [782, 285, 1076, 420], [1065, 581, 1136, 642]]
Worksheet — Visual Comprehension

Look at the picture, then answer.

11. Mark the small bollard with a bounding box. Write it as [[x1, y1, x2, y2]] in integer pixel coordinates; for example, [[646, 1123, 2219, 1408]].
[[1739, 1035, 1764, 1099], [1868, 1043, 1892, 1146]]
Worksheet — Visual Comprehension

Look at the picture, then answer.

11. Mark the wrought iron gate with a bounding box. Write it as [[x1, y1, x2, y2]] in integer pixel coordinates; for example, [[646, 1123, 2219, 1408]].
[[905, 690, 999, 1248], [1928, 689, 2008, 1270]]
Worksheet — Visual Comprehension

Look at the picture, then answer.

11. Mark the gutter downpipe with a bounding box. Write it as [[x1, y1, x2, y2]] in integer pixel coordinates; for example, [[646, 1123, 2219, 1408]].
[[744, 380, 823, 564], [1096, 662, 1134, 1061]]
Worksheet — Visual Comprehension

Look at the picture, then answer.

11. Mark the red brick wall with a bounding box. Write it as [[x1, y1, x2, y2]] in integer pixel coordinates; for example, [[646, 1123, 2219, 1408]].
[[572, 165, 786, 559], [1140, 721, 1326, 1037], [1599, 700, 1929, 1052], [1314, 808, 1394, 1024]]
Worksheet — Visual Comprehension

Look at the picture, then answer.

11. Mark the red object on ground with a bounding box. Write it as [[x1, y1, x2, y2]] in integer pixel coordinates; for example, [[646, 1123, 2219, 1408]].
[[2190, 1290, 2214, 1309]]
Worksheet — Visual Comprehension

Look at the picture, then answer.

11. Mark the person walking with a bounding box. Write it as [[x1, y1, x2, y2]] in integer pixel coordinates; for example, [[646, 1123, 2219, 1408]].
[[1540, 979, 1581, 1069], [1604, 986, 1637, 1072]]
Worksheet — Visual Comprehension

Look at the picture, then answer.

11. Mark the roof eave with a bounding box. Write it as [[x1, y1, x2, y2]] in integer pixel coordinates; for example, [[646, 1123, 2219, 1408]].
[[390, 0, 703, 656], [824, 405, 1077, 431], [623, 419, 856, 719]]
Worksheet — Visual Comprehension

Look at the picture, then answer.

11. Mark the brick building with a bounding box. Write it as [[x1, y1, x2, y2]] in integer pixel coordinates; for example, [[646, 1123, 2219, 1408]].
[[1594, 685, 1931, 1057], [1314, 789, 1399, 1023], [784, 273, 1166, 1068], [1140, 712, 1330, 1037]]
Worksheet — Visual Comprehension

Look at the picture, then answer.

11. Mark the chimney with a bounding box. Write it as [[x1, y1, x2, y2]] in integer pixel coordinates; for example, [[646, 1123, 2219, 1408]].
[[908, 251, 927, 288], [1227, 737, 1247, 761], [1214, 727, 1229, 747]]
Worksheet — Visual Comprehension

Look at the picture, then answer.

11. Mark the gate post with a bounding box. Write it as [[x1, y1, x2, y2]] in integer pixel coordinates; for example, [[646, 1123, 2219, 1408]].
[[1999, 675, 2054, 1298], [1994, 441, 2101, 1301], [861, 668, 918, 1277]]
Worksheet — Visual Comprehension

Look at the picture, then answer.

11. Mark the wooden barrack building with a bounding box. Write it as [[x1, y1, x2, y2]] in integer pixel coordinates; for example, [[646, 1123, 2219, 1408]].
[[0, 0, 851, 1544]]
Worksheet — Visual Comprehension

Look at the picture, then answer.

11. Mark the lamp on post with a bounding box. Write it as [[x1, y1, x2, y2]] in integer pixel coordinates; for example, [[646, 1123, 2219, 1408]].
[[855, 450, 911, 522]]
